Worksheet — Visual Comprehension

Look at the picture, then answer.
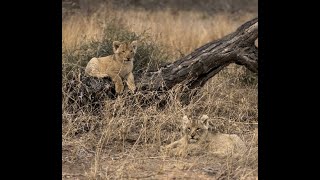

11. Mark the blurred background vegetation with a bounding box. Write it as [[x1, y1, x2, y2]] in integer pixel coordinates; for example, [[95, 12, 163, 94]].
[[63, 0, 257, 16]]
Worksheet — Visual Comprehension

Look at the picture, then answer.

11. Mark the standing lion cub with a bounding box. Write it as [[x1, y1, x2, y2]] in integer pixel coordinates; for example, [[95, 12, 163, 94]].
[[85, 40, 138, 94], [161, 115, 247, 158]]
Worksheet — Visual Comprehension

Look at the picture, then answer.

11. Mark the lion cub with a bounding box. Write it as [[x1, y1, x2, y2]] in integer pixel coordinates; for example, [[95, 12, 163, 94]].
[[85, 40, 138, 94], [161, 115, 247, 158]]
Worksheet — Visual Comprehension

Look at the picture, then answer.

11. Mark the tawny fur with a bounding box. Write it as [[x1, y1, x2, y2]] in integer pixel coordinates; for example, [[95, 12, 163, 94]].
[[85, 40, 138, 94], [161, 115, 247, 158]]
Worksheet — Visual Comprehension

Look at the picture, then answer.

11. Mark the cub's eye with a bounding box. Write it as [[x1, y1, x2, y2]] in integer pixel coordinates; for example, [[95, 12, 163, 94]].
[[187, 127, 191, 131], [196, 128, 201, 131], [131, 50, 133, 53], [122, 51, 125, 53]]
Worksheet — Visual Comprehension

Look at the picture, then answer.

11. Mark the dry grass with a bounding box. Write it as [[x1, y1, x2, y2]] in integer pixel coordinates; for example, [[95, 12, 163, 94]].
[[62, 5, 256, 59], [62, 5, 258, 180]]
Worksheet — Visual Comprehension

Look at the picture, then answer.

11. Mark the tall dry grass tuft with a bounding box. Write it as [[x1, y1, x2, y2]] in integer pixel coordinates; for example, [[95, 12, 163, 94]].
[[62, 5, 257, 179]]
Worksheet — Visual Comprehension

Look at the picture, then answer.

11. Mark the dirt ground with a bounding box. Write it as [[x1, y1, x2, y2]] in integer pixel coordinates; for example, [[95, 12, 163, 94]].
[[62, 127, 257, 179]]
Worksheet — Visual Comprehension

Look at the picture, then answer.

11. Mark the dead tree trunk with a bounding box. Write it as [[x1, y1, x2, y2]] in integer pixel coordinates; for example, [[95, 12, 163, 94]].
[[138, 17, 258, 92], [70, 18, 258, 111]]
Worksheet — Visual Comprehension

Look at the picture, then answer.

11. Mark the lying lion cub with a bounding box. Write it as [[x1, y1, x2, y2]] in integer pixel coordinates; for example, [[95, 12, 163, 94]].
[[161, 115, 247, 158], [85, 40, 138, 94]]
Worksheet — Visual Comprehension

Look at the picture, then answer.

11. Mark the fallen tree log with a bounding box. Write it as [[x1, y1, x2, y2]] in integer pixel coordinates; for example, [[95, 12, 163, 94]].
[[138, 17, 258, 92], [66, 17, 258, 112]]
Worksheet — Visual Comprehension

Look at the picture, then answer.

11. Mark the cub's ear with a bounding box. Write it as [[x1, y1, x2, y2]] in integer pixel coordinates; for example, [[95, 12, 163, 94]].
[[200, 115, 209, 128], [182, 115, 189, 128], [113, 41, 121, 53], [131, 40, 138, 52], [183, 115, 189, 122]]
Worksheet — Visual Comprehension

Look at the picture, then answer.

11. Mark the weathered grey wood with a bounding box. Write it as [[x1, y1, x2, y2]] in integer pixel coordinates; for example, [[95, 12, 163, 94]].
[[138, 17, 258, 92]]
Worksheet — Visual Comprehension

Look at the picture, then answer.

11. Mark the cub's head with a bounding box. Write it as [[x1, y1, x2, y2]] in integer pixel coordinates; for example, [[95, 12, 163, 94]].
[[182, 115, 209, 144], [113, 40, 138, 62]]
